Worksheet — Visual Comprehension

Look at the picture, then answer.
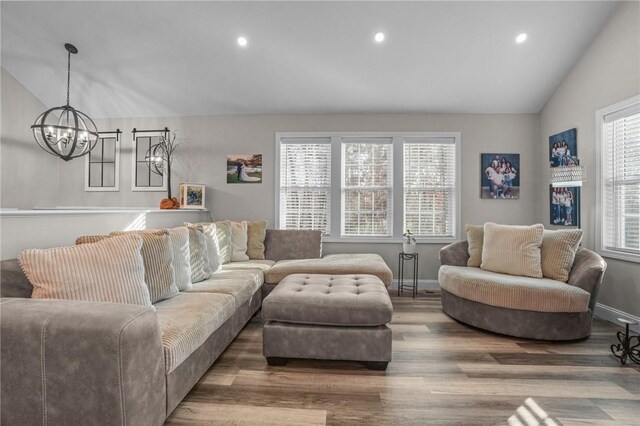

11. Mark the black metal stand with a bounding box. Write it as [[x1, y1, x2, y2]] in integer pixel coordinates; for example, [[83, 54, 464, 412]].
[[610, 318, 640, 365], [397, 252, 418, 298]]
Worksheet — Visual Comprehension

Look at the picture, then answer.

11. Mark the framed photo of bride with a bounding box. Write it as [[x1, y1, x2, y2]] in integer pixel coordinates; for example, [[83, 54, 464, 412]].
[[179, 183, 205, 209], [227, 154, 263, 184]]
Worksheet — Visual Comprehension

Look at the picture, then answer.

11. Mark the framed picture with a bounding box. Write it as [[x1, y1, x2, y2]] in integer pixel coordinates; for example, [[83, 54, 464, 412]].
[[549, 128, 577, 167], [549, 185, 580, 227], [179, 183, 205, 209], [227, 154, 262, 184], [480, 153, 520, 199]]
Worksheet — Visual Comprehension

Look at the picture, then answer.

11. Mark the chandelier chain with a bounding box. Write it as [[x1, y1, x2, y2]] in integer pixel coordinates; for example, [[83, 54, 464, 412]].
[[66, 50, 71, 106]]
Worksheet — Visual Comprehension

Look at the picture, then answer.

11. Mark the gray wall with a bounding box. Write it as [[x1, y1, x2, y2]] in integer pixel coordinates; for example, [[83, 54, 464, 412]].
[[1, 67, 59, 209], [539, 1, 640, 316], [55, 113, 540, 280]]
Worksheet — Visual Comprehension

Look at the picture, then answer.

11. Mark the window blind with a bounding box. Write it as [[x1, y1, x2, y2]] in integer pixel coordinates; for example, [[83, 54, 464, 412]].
[[341, 139, 393, 236], [279, 139, 331, 234], [602, 105, 640, 256], [403, 138, 457, 238]]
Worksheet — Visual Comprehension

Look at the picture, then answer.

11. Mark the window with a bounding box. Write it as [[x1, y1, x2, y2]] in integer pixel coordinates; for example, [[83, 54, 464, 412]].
[[131, 128, 169, 191], [276, 132, 460, 242], [597, 96, 640, 262], [84, 130, 121, 191]]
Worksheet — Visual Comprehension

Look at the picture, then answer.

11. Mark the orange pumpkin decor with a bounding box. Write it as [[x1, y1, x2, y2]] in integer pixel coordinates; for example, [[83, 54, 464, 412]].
[[160, 197, 180, 209]]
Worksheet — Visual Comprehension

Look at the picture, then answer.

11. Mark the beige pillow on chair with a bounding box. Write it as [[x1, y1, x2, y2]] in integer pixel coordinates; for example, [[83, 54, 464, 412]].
[[465, 224, 484, 267], [480, 223, 544, 278], [541, 229, 583, 282]]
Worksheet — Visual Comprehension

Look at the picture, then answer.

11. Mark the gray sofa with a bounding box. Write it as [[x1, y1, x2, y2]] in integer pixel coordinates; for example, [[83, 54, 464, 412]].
[[439, 240, 607, 341], [0, 229, 392, 425]]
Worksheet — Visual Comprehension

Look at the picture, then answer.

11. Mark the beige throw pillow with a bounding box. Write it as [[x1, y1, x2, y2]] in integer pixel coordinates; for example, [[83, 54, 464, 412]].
[[75, 235, 109, 245], [214, 220, 232, 264], [480, 223, 544, 278], [20, 234, 152, 307], [247, 220, 268, 260], [183, 222, 222, 273], [228, 220, 249, 261], [541, 229, 583, 282], [184, 226, 212, 283], [465, 224, 484, 267]]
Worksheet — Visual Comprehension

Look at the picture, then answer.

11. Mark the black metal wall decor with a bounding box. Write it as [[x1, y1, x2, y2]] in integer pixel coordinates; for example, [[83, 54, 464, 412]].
[[132, 127, 170, 190], [31, 43, 99, 161], [86, 129, 121, 190]]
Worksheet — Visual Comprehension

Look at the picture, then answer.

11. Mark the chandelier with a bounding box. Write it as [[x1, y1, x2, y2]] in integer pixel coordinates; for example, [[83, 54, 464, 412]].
[[31, 43, 99, 161]]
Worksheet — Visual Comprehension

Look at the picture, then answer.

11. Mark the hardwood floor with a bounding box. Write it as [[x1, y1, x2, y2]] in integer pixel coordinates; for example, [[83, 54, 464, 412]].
[[166, 293, 640, 425]]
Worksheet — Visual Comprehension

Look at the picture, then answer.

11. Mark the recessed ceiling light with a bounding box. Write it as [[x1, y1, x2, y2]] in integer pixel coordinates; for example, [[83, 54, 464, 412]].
[[374, 32, 385, 43], [516, 33, 527, 44], [237, 36, 248, 47]]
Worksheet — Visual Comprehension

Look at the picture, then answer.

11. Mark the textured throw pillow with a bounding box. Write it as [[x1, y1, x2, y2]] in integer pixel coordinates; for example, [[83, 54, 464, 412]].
[[541, 229, 583, 282], [185, 226, 211, 283], [110, 228, 192, 291], [183, 222, 222, 274], [465, 224, 484, 267], [19, 234, 152, 307], [247, 220, 268, 260], [229, 220, 249, 261], [75, 235, 109, 245], [214, 220, 232, 264], [480, 223, 544, 278]]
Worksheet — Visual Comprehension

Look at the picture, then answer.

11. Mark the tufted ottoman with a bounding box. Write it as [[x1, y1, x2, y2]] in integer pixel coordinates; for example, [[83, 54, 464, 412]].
[[262, 274, 393, 370]]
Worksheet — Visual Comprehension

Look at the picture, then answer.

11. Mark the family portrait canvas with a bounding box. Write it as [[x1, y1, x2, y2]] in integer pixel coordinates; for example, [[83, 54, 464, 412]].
[[480, 153, 520, 199], [227, 154, 262, 184], [549, 128, 578, 167], [549, 185, 580, 226]]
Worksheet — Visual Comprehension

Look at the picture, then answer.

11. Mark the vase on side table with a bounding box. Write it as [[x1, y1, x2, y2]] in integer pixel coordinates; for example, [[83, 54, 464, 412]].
[[403, 242, 417, 254]]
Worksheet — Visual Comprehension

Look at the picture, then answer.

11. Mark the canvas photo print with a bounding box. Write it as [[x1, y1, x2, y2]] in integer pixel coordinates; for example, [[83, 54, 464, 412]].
[[179, 183, 205, 209], [549, 185, 580, 226], [549, 128, 578, 167], [227, 154, 262, 183], [480, 153, 520, 199]]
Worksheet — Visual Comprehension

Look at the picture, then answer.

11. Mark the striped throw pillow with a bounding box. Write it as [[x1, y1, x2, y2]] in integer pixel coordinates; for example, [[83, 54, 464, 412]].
[[75, 235, 109, 245], [541, 229, 583, 282], [481, 223, 544, 278], [229, 220, 249, 262], [465, 224, 484, 267], [183, 222, 222, 274], [247, 220, 268, 260], [214, 220, 232, 264], [19, 234, 152, 307], [185, 226, 211, 283]]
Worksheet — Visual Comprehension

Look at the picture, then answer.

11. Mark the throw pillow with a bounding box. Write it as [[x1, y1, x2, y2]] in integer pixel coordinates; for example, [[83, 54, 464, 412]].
[[229, 220, 249, 261], [183, 222, 222, 273], [75, 235, 109, 245], [465, 224, 484, 267], [214, 220, 232, 264], [480, 223, 544, 278], [185, 226, 212, 283], [247, 220, 268, 260], [541, 229, 583, 282], [19, 234, 152, 307]]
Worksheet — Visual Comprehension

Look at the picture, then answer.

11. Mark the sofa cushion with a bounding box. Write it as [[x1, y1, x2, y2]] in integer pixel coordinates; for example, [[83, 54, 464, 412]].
[[229, 220, 249, 261], [154, 292, 236, 373], [541, 229, 584, 282], [262, 274, 393, 326], [264, 229, 322, 261], [222, 260, 275, 273], [19, 234, 152, 308], [481, 223, 544, 278], [214, 221, 232, 264], [465, 224, 484, 267], [264, 254, 393, 286], [0, 259, 33, 298], [184, 226, 211, 283], [184, 269, 262, 306], [247, 220, 268, 260], [438, 265, 590, 313]]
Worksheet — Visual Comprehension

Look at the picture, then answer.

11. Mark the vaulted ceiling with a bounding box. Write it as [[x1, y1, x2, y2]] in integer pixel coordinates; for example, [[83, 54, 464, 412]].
[[1, 1, 617, 118]]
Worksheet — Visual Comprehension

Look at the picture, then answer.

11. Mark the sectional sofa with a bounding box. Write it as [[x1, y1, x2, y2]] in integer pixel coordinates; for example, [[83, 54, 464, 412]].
[[0, 228, 392, 425]]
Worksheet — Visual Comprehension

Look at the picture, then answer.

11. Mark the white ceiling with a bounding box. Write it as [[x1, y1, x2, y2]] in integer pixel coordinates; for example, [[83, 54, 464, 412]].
[[1, 1, 617, 118]]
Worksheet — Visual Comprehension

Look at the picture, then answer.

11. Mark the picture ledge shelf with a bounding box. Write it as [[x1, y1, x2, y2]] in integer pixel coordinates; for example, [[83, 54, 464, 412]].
[[0, 208, 209, 217]]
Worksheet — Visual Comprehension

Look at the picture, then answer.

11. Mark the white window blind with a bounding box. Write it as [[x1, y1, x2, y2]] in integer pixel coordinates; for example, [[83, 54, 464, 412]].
[[403, 138, 457, 238], [341, 139, 393, 237], [602, 103, 640, 258], [279, 139, 331, 234]]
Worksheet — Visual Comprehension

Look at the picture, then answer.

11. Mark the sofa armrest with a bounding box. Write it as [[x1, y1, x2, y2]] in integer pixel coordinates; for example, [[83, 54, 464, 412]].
[[439, 240, 470, 267], [567, 248, 607, 311], [1, 298, 166, 426], [264, 229, 322, 261]]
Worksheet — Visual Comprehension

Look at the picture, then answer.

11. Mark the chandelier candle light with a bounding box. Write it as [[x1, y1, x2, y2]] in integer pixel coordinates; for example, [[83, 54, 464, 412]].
[[31, 43, 99, 161]]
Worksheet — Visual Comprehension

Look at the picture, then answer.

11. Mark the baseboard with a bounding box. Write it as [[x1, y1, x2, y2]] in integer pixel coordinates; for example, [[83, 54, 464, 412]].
[[594, 303, 640, 333], [389, 279, 440, 291]]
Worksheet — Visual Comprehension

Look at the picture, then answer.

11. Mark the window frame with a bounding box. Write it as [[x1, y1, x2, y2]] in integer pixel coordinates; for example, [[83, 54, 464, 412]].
[[275, 132, 461, 243], [596, 95, 640, 263]]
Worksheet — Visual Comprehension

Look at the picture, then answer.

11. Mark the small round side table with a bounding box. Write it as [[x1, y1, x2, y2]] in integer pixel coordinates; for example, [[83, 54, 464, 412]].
[[610, 318, 640, 365], [397, 252, 418, 298]]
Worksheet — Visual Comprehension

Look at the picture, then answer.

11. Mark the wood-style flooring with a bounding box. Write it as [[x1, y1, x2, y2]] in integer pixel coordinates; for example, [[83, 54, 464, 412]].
[[166, 292, 640, 425]]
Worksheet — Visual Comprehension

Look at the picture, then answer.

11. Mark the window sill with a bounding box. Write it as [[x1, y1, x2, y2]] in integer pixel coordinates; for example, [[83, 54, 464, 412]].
[[597, 249, 640, 264]]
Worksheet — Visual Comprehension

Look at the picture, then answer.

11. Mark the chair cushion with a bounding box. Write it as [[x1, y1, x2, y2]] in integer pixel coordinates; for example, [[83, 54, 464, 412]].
[[465, 224, 484, 267], [262, 274, 393, 326], [541, 229, 584, 282], [438, 265, 590, 313], [154, 292, 236, 373], [481, 223, 544, 278], [264, 254, 393, 286], [184, 269, 263, 306]]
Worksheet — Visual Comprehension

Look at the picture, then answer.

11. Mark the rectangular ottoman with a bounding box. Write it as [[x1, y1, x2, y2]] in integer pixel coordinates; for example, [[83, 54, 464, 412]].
[[262, 274, 393, 370]]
